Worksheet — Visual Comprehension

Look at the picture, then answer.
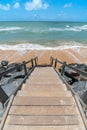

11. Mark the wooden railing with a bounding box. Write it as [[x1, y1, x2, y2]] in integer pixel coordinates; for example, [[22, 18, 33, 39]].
[[0, 57, 38, 78], [0, 57, 38, 106], [0, 57, 38, 129], [50, 56, 87, 128], [50, 56, 87, 77]]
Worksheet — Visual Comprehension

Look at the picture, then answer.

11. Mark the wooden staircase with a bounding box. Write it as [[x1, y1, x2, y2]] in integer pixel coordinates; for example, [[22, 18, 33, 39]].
[[2, 67, 86, 130]]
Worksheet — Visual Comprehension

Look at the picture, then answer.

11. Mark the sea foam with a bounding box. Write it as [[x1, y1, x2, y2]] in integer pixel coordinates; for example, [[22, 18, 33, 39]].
[[49, 24, 87, 32], [0, 43, 86, 51], [0, 27, 23, 32], [0, 24, 87, 33]]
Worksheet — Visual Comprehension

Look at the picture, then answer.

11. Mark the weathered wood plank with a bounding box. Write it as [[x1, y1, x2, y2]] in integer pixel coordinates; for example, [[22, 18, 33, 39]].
[[21, 85, 67, 91], [9, 106, 78, 115], [21, 86, 66, 93], [3, 125, 82, 130], [28, 77, 60, 80], [28, 81, 62, 85], [18, 91, 72, 97], [21, 84, 67, 91], [12, 96, 75, 106], [7, 115, 79, 125], [27, 81, 63, 86]]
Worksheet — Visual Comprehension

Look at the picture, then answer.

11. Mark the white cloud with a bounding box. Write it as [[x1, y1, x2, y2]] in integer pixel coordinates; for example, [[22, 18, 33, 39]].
[[0, 3, 10, 11], [13, 2, 20, 9], [64, 2, 72, 8], [25, 0, 49, 11]]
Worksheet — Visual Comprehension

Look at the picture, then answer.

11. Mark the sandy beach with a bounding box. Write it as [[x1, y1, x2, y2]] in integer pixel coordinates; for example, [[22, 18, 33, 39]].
[[0, 46, 87, 66]]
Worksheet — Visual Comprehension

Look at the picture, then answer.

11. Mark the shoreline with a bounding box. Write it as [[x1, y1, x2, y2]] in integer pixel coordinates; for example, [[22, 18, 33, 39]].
[[0, 45, 86, 66], [0, 43, 86, 51]]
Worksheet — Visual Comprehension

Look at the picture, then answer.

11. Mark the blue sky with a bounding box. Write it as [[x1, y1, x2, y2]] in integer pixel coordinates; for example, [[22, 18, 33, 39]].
[[0, 0, 87, 21]]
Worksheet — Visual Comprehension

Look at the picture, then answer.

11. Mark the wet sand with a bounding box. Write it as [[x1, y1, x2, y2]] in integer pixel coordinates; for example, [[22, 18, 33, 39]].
[[0, 46, 87, 67]]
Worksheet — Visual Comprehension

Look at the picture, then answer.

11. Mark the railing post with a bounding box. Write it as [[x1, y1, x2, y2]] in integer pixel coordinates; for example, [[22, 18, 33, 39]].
[[50, 56, 53, 66], [54, 59, 57, 69], [35, 57, 37, 66], [61, 61, 66, 76], [23, 61, 27, 75], [31, 59, 34, 68]]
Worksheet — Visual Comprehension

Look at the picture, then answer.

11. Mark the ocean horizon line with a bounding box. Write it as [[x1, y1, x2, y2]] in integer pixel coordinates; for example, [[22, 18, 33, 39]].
[[0, 20, 87, 23]]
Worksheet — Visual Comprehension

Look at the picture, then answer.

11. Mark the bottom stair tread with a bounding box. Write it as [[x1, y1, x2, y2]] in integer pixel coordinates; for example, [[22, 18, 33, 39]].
[[6, 115, 79, 125], [3, 125, 83, 130]]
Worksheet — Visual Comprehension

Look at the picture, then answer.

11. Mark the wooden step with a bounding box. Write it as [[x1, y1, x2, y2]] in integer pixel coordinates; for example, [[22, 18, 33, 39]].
[[31, 70, 56, 73], [6, 115, 79, 125], [9, 106, 78, 116], [17, 90, 72, 97], [30, 75, 59, 78], [26, 79, 63, 85], [27, 82, 62, 85], [28, 79, 61, 83], [31, 70, 56, 74], [31, 67, 54, 70], [28, 77, 63, 83], [27, 80, 63, 83], [12, 96, 75, 106], [22, 83, 66, 87], [25, 82, 64, 86], [21, 84, 67, 91], [30, 69, 58, 74], [29, 76, 59, 79], [3, 125, 83, 130], [21, 85, 66, 91], [20, 86, 66, 93], [25, 82, 63, 86], [30, 72, 57, 76], [27, 77, 63, 84]]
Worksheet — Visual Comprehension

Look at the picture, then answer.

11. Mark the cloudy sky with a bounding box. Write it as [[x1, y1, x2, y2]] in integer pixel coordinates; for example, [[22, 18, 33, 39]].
[[0, 0, 87, 21]]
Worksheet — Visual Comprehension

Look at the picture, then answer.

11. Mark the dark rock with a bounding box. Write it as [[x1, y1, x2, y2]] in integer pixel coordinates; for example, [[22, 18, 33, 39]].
[[1, 61, 9, 67]]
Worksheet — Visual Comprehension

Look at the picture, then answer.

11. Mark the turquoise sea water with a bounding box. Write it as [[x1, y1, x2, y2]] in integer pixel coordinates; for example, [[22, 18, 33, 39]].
[[0, 21, 87, 47]]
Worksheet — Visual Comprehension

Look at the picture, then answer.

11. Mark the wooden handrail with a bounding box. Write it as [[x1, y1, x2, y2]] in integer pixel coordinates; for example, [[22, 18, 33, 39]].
[[0, 57, 38, 106], [0, 57, 38, 129], [51, 56, 87, 128], [0, 57, 38, 78], [50, 56, 87, 78]]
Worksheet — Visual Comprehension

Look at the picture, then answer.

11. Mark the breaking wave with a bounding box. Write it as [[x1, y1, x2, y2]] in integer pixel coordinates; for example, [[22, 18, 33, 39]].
[[0, 27, 23, 32], [1, 24, 87, 33], [49, 25, 87, 32]]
